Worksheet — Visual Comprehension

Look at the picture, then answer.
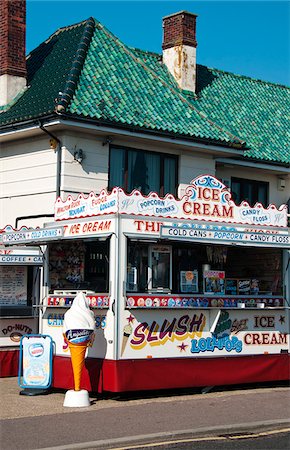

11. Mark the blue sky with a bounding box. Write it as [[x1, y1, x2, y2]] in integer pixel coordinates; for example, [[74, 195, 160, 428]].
[[26, 1, 290, 86]]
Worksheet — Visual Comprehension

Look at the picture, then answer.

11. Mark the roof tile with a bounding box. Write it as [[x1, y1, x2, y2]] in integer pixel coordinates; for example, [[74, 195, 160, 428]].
[[0, 17, 289, 164]]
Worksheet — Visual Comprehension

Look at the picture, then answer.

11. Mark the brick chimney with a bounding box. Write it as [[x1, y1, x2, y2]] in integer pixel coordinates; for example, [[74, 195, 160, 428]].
[[162, 11, 198, 93], [0, 0, 27, 106]]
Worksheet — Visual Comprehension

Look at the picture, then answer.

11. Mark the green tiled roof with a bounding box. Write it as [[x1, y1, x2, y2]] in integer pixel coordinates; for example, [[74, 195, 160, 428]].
[[1, 17, 289, 165]]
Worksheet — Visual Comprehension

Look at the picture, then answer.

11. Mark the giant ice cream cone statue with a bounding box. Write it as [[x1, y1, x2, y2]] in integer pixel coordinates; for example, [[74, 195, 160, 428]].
[[63, 292, 95, 407]]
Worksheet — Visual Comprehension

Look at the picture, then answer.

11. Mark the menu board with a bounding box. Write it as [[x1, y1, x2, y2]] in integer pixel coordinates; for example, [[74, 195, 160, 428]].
[[0, 266, 28, 306]]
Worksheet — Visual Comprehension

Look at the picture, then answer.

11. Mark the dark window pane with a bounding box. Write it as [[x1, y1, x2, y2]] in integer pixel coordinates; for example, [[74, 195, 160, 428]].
[[109, 146, 177, 196], [145, 152, 160, 194], [258, 184, 267, 206], [164, 157, 176, 195], [231, 177, 268, 207], [109, 147, 125, 189]]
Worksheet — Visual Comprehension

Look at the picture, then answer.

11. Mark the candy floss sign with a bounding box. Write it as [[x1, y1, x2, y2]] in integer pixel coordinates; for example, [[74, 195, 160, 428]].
[[55, 189, 118, 221]]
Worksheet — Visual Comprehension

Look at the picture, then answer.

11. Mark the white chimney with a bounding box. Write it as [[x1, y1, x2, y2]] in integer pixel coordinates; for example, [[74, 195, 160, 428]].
[[162, 11, 198, 94]]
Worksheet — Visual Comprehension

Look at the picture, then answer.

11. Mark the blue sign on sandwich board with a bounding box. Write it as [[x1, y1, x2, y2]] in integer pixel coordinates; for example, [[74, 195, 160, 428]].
[[18, 335, 54, 394]]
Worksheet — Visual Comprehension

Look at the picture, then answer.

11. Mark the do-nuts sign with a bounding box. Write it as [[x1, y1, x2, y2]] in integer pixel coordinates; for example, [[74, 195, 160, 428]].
[[54, 175, 288, 228]]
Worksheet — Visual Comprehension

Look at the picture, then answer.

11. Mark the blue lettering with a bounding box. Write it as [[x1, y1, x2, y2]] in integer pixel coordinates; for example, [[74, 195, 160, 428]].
[[190, 336, 243, 354]]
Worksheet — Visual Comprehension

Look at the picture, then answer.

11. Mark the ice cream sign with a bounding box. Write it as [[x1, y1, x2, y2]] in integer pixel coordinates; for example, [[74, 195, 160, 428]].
[[53, 176, 287, 227]]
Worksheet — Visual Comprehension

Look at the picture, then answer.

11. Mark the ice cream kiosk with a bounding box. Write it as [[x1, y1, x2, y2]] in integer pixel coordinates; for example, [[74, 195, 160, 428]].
[[2, 175, 290, 392]]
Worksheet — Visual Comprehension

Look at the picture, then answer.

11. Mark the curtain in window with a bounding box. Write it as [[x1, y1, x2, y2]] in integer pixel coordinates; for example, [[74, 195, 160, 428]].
[[128, 150, 160, 194], [164, 157, 176, 195], [110, 148, 125, 189], [146, 152, 160, 194]]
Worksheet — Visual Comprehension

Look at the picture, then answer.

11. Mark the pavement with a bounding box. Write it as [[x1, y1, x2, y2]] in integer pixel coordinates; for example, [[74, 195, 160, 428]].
[[0, 378, 290, 450]]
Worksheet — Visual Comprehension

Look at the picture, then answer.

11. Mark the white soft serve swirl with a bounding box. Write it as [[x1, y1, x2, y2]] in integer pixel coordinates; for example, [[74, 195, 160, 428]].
[[63, 292, 96, 332]]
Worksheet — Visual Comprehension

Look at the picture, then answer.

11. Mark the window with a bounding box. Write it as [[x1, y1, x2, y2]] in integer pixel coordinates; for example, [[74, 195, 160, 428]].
[[0, 265, 40, 316], [109, 146, 178, 196], [49, 240, 109, 293], [148, 245, 172, 292], [126, 240, 283, 297], [231, 177, 268, 206]]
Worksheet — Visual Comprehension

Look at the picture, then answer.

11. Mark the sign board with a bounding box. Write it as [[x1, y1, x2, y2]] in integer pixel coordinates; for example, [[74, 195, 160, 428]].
[[119, 309, 289, 359], [53, 175, 288, 227], [0, 266, 27, 306], [18, 335, 53, 389], [0, 317, 37, 346], [2, 228, 63, 244], [54, 189, 118, 221], [160, 225, 290, 248], [0, 247, 43, 265]]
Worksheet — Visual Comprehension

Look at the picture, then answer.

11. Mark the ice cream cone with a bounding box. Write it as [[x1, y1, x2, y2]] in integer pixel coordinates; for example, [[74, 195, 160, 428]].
[[68, 342, 88, 391], [121, 333, 130, 356]]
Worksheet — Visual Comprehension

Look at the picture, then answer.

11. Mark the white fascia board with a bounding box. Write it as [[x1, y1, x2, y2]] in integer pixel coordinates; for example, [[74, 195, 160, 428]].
[[38, 119, 245, 157], [0, 118, 243, 156], [216, 157, 290, 175], [0, 124, 41, 142]]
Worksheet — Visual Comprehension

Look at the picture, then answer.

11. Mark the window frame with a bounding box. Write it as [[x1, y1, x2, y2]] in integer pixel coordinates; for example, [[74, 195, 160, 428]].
[[108, 145, 178, 197]]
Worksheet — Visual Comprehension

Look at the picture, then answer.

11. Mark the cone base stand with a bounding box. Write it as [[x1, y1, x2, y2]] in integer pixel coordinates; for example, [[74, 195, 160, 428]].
[[63, 389, 91, 408]]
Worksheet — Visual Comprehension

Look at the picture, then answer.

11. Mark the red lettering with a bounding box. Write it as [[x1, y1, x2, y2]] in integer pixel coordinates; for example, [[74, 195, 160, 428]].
[[252, 333, 260, 345], [203, 188, 211, 200], [212, 189, 220, 201], [197, 187, 203, 200], [270, 333, 278, 345], [183, 202, 191, 215], [70, 223, 80, 234], [222, 205, 234, 218], [244, 333, 252, 345], [145, 222, 157, 232], [104, 220, 111, 231], [212, 204, 222, 217], [134, 220, 145, 231], [193, 203, 201, 215], [278, 333, 287, 345], [203, 203, 210, 215], [262, 333, 270, 345]]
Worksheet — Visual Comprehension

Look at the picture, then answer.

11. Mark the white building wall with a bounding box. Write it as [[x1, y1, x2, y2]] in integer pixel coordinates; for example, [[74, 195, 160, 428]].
[[0, 135, 58, 228], [179, 152, 215, 197], [60, 133, 109, 196]]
